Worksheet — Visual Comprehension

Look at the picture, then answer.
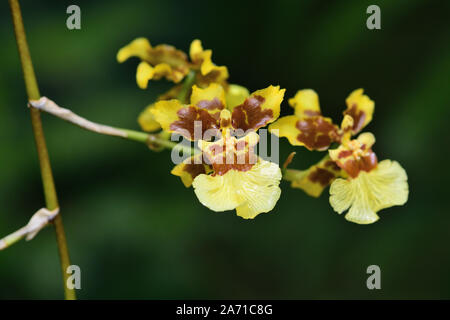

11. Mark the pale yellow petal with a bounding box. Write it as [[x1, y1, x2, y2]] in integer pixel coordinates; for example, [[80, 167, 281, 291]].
[[117, 38, 152, 63], [235, 160, 282, 219], [329, 160, 408, 224], [192, 170, 243, 212], [192, 159, 282, 219]]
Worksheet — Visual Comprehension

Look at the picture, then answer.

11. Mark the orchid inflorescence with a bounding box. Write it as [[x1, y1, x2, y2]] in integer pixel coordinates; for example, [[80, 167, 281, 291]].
[[115, 37, 409, 224]]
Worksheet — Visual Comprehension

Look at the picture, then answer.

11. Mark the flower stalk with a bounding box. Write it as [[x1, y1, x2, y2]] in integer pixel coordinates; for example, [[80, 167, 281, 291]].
[[9, 0, 76, 300], [29, 97, 196, 156]]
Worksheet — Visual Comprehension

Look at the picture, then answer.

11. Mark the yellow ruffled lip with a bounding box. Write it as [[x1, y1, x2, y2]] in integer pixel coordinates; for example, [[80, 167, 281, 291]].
[[329, 159, 408, 224], [192, 158, 282, 219]]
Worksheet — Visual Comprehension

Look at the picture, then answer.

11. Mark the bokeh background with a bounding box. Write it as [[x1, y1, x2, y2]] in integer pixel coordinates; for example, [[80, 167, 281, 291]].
[[1, 0, 449, 299]]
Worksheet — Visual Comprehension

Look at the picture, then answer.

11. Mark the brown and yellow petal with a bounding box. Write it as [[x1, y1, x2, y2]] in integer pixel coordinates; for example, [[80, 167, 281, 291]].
[[343, 88, 375, 134], [196, 66, 229, 88], [288, 89, 322, 118], [339, 114, 354, 144], [118, 38, 190, 88], [232, 85, 285, 132], [151, 99, 220, 141], [270, 115, 339, 151], [190, 84, 226, 114], [171, 154, 212, 187], [146, 43, 189, 73], [189, 39, 206, 65], [329, 132, 378, 178], [286, 157, 343, 197], [189, 39, 229, 87]]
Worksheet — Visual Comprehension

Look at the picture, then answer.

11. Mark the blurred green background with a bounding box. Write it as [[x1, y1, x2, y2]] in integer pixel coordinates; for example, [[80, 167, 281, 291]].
[[1, 0, 449, 299]]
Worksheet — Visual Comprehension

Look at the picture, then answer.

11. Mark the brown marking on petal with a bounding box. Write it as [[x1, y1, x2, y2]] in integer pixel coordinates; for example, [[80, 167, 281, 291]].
[[295, 117, 339, 150], [211, 111, 221, 121], [324, 160, 341, 172], [170, 106, 220, 140], [149, 44, 188, 68], [338, 150, 353, 159], [359, 150, 378, 173], [308, 168, 335, 187], [235, 140, 248, 151], [344, 104, 366, 133], [338, 149, 378, 178], [304, 110, 321, 117], [232, 95, 273, 131], [212, 162, 254, 176], [196, 69, 224, 86], [196, 97, 224, 111], [220, 117, 231, 128], [184, 163, 206, 180], [203, 139, 256, 176], [204, 149, 255, 176]]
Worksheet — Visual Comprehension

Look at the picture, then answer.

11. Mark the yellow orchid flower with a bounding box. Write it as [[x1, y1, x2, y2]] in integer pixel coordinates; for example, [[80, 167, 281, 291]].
[[117, 38, 229, 89], [152, 83, 285, 219], [189, 39, 229, 88], [117, 38, 191, 89], [328, 133, 408, 224], [276, 88, 408, 223], [272, 89, 375, 196]]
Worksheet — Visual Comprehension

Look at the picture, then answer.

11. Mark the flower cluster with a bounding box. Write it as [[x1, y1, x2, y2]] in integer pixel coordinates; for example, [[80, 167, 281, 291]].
[[270, 89, 408, 224], [117, 38, 409, 223]]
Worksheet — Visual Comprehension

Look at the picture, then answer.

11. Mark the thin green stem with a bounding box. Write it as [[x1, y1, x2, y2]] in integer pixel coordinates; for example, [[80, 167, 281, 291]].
[[123, 128, 195, 155], [177, 70, 196, 103], [9, 0, 76, 300]]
